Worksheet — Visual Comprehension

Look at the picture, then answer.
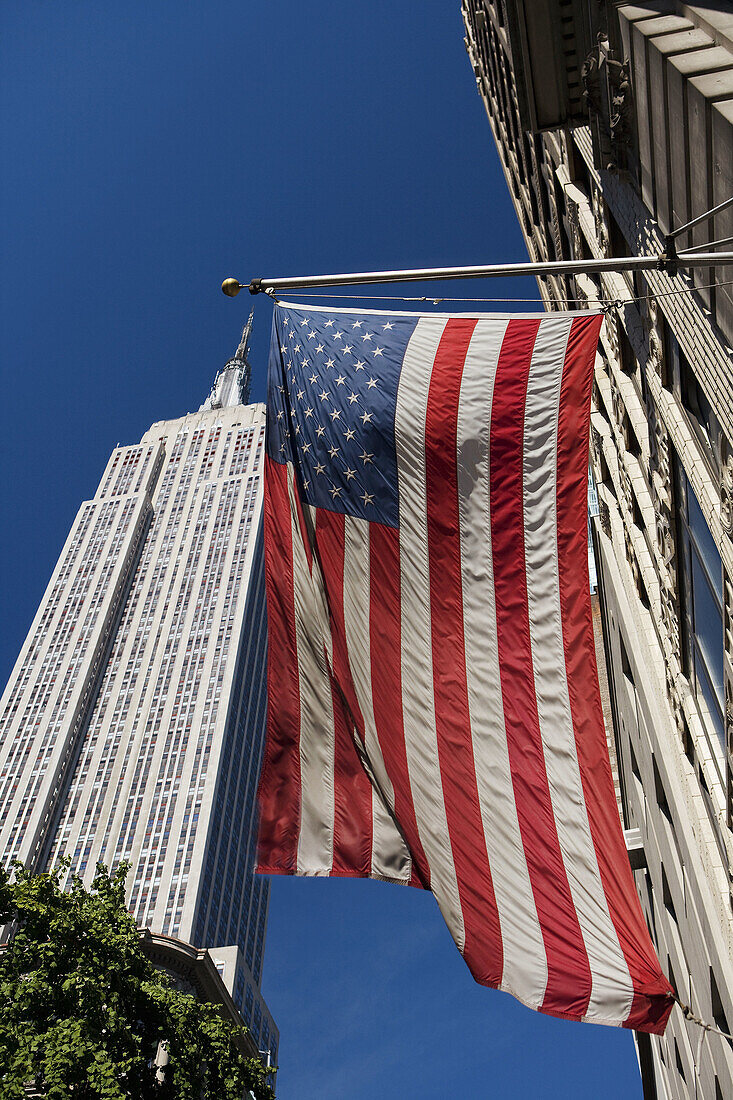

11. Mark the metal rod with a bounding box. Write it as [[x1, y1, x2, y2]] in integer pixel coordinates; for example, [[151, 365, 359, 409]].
[[245, 252, 733, 295], [667, 195, 733, 240], [678, 234, 733, 255]]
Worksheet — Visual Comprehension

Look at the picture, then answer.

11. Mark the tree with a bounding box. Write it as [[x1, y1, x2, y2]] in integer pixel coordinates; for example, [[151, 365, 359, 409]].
[[0, 861, 275, 1100]]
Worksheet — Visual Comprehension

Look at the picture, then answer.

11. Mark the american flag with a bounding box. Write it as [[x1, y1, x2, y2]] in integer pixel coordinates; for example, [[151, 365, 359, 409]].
[[257, 302, 673, 1034]]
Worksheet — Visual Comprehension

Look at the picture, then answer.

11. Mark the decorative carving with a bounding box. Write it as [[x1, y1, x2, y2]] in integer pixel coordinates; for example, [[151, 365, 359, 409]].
[[721, 442, 733, 537], [591, 183, 610, 258], [566, 198, 584, 260], [599, 497, 611, 539]]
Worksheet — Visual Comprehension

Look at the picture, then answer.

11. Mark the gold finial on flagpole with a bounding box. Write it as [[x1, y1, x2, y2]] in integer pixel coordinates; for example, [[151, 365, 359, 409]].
[[221, 278, 242, 298]]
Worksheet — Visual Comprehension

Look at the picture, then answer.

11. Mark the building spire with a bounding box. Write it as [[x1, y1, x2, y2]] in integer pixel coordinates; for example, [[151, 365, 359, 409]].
[[199, 311, 253, 411]]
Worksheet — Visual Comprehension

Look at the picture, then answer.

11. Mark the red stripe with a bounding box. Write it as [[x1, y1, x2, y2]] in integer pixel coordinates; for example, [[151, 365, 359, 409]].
[[315, 509, 373, 876], [425, 318, 503, 985], [257, 458, 302, 874], [329, 671, 374, 876], [369, 523, 430, 889], [490, 318, 592, 1018], [556, 315, 673, 1034]]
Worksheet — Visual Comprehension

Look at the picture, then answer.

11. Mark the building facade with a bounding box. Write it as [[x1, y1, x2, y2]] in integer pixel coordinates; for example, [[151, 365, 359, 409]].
[[0, 320, 278, 1063], [463, 2, 733, 1096]]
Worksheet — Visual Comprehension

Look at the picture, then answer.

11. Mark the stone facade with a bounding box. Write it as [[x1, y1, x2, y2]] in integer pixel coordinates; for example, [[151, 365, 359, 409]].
[[463, 2, 733, 1096]]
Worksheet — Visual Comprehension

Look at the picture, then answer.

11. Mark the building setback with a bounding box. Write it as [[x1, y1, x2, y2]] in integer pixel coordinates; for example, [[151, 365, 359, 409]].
[[463, 2, 733, 1097], [0, 320, 278, 1063]]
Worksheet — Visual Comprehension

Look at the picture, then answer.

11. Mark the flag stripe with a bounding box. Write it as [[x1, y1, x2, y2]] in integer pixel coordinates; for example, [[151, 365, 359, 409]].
[[490, 318, 592, 1019], [288, 467, 337, 875], [425, 317, 503, 984], [369, 523, 431, 888], [315, 508, 374, 876], [456, 317, 549, 1007], [523, 315, 632, 1022], [330, 672, 374, 876], [555, 316, 673, 1033], [342, 517, 413, 882], [394, 315, 464, 933], [257, 456, 302, 873]]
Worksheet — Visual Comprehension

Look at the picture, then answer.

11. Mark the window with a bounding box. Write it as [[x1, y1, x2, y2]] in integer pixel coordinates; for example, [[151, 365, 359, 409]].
[[667, 329, 720, 477], [676, 464, 725, 753]]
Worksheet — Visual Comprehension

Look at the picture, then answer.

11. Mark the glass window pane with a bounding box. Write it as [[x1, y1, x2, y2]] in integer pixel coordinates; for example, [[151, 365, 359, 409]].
[[691, 551, 724, 700], [686, 477, 722, 601], [695, 649, 726, 753]]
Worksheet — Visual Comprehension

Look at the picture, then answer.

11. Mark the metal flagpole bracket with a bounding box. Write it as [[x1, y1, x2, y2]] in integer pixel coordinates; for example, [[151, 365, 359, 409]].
[[659, 235, 679, 277]]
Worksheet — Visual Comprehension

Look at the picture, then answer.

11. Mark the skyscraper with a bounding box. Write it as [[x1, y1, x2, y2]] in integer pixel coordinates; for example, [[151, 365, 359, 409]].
[[0, 317, 278, 1062], [463, 2, 732, 1096]]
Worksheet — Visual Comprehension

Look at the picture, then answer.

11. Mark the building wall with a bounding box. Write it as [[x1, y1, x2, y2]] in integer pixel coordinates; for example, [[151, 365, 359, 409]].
[[0, 400, 277, 1061], [463, 2, 733, 1096]]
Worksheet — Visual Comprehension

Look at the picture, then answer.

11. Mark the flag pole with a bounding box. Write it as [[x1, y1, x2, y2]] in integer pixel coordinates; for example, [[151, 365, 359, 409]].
[[221, 250, 733, 297]]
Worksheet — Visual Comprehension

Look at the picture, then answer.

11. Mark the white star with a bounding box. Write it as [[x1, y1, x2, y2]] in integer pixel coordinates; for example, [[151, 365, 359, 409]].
[[361, 491, 374, 506], [309, 373, 318, 384], [348, 392, 359, 404], [294, 423, 301, 435], [276, 410, 284, 420], [288, 330, 295, 339], [280, 344, 288, 353], [315, 343, 325, 354], [366, 377, 378, 389], [324, 319, 334, 327], [330, 409, 341, 421], [302, 442, 311, 453], [329, 486, 342, 499], [301, 358, 310, 369], [359, 449, 373, 464], [354, 360, 366, 371], [296, 389, 305, 400], [325, 358, 336, 369], [333, 331, 343, 340], [303, 479, 310, 491], [316, 425, 326, 437], [279, 442, 286, 453], [373, 347, 384, 357], [319, 390, 330, 402], [361, 332, 372, 341], [304, 407, 314, 418], [290, 375, 296, 384], [328, 445, 339, 458], [352, 320, 364, 328], [294, 344, 301, 354], [382, 321, 394, 330], [335, 374, 346, 386], [343, 427, 356, 441], [300, 318, 310, 326], [315, 462, 326, 476], [290, 408, 296, 418], [278, 384, 285, 393], [308, 331, 317, 340], [344, 467, 356, 481], [360, 411, 373, 425], [341, 344, 353, 355]]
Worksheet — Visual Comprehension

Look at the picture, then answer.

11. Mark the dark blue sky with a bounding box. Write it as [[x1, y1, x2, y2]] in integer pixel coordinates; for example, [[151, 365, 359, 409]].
[[2, 4, 642, 1096]]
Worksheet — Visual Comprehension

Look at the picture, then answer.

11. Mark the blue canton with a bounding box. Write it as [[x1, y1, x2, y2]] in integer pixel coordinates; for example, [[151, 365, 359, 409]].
[[266, 305, 418, 528]]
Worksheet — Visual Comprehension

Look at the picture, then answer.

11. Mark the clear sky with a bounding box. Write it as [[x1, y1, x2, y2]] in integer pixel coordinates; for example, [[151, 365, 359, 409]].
[[2, 3, 643, 1097]]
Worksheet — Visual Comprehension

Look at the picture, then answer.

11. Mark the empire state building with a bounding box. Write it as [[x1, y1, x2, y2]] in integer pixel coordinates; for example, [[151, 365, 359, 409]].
[[0, 318, 278, 1060]]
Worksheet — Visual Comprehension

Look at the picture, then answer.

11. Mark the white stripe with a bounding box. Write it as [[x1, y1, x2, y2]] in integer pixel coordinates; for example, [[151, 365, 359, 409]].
[[523, 317, 633, 1022], [286, 466, 336, 875], [456, 318, 549, 1008], [342, 516, 412, 881], [394, 315, 465, 949]]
